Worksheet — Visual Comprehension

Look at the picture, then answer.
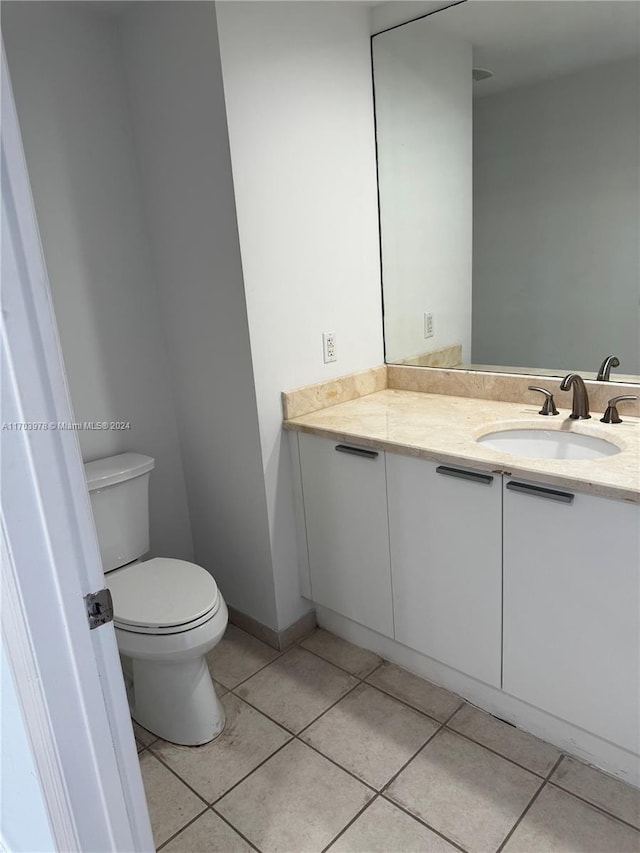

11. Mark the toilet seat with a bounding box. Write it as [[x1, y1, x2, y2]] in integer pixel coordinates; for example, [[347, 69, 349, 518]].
[[107, 558, 220, 635]]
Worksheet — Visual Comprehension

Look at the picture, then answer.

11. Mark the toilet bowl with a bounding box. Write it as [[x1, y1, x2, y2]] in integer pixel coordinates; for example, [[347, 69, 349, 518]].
[[84, 453, 228, 746], [108, 557, 228, 745]]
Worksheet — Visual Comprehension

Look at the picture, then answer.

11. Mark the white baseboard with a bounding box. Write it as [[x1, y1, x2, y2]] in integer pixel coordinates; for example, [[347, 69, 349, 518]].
[[316, 605, 640, 789]]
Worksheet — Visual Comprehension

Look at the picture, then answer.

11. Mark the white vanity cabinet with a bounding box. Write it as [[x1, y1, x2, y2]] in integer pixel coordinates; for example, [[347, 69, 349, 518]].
[[386, 454, 502, 687], [294, 428, 639, 763], [503, 478, 640, 754], [297, 432, 394, 637]]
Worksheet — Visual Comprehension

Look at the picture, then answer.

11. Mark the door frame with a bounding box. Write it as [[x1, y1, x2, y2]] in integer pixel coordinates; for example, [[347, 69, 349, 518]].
[[1, 47, 153, 852]]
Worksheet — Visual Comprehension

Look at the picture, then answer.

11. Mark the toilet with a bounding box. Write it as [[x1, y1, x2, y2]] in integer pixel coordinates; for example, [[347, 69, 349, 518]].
[[85, 452, 228, 746]]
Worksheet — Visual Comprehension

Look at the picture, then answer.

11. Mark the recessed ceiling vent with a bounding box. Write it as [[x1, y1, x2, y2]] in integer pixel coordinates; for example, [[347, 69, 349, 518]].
[[472, 67, 494, 82]]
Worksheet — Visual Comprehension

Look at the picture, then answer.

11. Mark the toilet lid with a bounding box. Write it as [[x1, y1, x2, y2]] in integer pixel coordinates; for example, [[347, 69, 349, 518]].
[[107, 558, 220, 631]]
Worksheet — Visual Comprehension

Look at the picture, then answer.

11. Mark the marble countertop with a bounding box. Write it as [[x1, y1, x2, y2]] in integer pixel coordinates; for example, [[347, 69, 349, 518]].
[[284, 389, 640, 502]]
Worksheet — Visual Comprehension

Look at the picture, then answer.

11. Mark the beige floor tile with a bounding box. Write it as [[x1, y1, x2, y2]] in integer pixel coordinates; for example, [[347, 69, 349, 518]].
[[387, 729, 541, 853], [300, 629, 382, 678], [216, 740, 373, 853], [138, 752, 206, 848], [328, 797, 458, 853], [212, 679, 227, 697], [551, 756, 640, 830], [366, 663, 462, 722], [448, 704, 561, 777], [150, 693, 291, 803], [503, 785, 640, 853], [235, 645, 357, 733], [301, 683, 439, 789], [134, 720, 158, 748], [162, 809, 253, 853], [206, 625, 279, 689]]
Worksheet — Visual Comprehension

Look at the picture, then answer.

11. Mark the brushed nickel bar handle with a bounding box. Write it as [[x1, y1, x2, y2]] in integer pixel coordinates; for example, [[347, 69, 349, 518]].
[[436, 465, 493, 485], [335, 444, 379, 460], [506, 481, 574, 504]]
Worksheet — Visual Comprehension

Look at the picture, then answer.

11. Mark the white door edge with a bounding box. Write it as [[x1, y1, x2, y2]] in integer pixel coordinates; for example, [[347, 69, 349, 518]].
[[1, 43, 153, 852]]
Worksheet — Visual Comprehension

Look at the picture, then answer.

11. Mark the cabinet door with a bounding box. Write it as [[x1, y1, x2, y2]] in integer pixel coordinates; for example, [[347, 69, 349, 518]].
[[298, 433, 393, 637], [503, 479, 640, 754], [387, 454, 502, 687]]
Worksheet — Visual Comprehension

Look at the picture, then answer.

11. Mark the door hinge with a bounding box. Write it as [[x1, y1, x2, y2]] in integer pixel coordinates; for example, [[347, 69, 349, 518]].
[[84, 588, 114, 630]]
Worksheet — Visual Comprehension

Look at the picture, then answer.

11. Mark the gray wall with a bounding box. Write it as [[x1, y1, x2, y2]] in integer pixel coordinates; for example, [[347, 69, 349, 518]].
[[472, 57, 640, 374], [3, 2, 194, 562], [120, 3, 278, 628], [5, 0, 387, 632]]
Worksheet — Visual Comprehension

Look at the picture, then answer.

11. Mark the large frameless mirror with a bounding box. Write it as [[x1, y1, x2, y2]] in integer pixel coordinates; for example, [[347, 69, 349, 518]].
[[372, 1, 640, 382]]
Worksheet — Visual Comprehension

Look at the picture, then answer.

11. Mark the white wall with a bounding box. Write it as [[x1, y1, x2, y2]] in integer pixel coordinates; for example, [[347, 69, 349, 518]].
[[120, 3, 279, 628], [372, 17, 473, 363], [371, 1, 458, 35], [3, 2, 194, 562], [216, 1, 384, 629], [472, 57, 640, 374]]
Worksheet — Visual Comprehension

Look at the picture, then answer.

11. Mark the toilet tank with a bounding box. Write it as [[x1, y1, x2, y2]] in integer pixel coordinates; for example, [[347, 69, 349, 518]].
[[84, 453, 155, 572]]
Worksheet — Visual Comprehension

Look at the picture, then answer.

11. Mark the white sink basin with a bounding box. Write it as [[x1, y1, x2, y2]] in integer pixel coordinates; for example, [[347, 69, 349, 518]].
[[477, 428, 620, 460]]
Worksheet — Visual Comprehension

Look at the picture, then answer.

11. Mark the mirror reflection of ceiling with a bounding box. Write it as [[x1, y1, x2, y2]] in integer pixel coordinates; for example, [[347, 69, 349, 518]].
[[374, 1, 640, 382], [433, 1, 640, 97]]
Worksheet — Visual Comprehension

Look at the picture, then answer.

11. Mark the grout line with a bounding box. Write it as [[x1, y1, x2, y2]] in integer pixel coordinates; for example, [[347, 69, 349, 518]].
[[494, 774, 552, 853], [210, 646, 286, 693], [546, 778, 640, 834], [293, 735, 379, 796], [209, 805, 262, 852], [441, 723, 551, 781], [360, 659, 385, 681], [379, 724, 443, 796], [155, 805, 209, 851], [442, 701, 466, 725], [208, 738, 293, 807], [294, 680, 364, 738], [319, 794, 379, 853], [294, 625, 319, 646], [362, 676, 460, 728], [145, 748, 212, 808], [546, 755, 566, 782], [292, 642, 381, 681], [228, 661, 365, 739], [377, 794, 469, 853], [225, 683, 361, 739], [222, 692, 302, 736]]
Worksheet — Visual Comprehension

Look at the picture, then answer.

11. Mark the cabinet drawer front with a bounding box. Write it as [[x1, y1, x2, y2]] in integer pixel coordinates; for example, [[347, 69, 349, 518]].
[[387, 454, 502, 687], [503, 481, 640, 754], [298, 433, 393, 637]]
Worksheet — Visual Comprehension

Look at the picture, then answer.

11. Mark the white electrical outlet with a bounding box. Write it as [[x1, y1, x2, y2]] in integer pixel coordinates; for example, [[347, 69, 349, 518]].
[[322, 331, 337, 363], [424, 312, 434, 339]]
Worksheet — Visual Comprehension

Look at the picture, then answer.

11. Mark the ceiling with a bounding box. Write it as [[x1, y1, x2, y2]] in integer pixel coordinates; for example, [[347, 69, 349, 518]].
[[414, 1, 640, 96]]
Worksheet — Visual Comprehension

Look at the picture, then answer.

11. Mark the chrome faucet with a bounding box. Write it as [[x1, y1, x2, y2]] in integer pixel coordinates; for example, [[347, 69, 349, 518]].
[[560, 373, 591, 419], [596, 355, 620, 382]]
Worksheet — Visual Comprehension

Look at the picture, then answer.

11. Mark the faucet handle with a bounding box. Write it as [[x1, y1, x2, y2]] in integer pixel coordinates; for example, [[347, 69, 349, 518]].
[[600, 395, 638, 424], [596, 355, 620, 382], [528, 386, 559, 416]]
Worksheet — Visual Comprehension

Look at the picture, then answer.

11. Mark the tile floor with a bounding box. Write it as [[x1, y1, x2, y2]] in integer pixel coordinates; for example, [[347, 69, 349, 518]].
[[135, 625, 640, 853]]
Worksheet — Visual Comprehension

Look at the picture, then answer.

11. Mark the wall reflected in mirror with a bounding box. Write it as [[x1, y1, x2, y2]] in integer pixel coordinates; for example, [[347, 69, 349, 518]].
[[373, 1, 640, 382]]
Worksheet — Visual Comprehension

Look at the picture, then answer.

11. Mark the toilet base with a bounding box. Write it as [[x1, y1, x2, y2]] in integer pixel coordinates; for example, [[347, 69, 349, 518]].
[[131, 655, 225, 746]]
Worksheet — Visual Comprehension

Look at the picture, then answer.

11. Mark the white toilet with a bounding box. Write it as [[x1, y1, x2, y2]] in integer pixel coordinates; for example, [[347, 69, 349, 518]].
[[85, 452, 228, 746]]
